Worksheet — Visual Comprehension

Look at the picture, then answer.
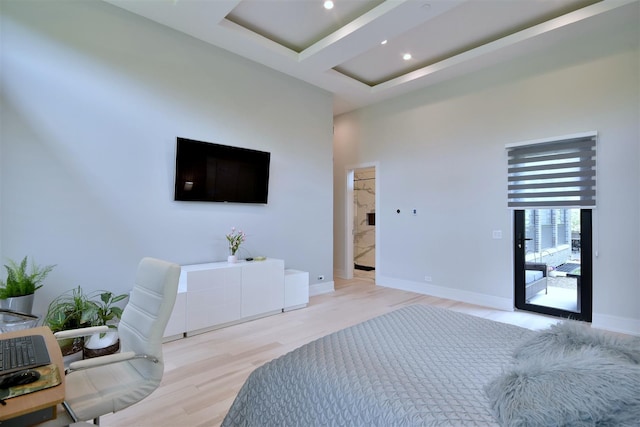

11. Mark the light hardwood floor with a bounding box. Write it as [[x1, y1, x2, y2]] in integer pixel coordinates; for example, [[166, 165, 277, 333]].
[[101, 277, 559, 427]]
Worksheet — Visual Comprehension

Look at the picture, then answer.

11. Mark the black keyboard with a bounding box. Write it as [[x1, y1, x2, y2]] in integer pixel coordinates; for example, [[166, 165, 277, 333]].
[[0, 335, 51, 375]]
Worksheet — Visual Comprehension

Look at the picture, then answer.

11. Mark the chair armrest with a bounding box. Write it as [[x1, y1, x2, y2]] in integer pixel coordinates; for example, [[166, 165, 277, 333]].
[[68, 351, 136, 371], [54, 325, 110, 340], [67, 351, 159, 372]]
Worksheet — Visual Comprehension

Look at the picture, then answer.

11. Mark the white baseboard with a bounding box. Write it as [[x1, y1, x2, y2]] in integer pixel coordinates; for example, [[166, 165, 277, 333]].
[[310, 281, 335, 296], [592, 312, 640, 336], [378, 275, 639, 335], [377, 275, 513, 312]]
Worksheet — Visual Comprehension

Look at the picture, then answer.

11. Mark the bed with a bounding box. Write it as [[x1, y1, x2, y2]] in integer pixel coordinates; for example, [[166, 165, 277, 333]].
[[224, 305, 531, 426], [223, 304, 640, 426]]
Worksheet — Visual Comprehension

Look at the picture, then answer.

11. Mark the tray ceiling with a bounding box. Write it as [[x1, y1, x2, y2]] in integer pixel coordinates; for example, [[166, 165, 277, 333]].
[[103, 0, 639, 115]]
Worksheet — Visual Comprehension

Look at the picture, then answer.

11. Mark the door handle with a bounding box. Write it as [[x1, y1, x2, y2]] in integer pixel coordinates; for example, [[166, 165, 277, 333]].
[[517, 234, 532, 249]]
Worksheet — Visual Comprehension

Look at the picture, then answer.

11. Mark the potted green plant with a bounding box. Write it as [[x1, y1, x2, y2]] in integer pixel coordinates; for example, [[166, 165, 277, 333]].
[[44, 286, 129, 359], [43, 286, 95, 357], [0, 256, 56, 314], [83, 291, 128, 358]]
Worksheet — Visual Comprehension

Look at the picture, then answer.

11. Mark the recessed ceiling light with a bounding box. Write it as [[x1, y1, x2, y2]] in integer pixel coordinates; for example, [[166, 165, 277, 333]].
[[381, 40, 388, 45], [403, 53, 412, 60], [324, 0, 334, 10]]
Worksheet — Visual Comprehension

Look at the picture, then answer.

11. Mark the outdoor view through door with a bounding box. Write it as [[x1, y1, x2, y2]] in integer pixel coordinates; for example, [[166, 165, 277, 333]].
[[507, 132, 596, 321], [514, 209, 592, 321]]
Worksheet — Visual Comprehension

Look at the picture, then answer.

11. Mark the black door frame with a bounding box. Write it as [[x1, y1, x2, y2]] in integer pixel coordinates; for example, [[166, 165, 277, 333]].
[[514, 209, 593, 322]]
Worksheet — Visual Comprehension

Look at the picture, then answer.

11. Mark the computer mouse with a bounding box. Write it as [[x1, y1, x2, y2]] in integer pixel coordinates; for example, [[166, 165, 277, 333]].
[[0, 369, 41, 389]]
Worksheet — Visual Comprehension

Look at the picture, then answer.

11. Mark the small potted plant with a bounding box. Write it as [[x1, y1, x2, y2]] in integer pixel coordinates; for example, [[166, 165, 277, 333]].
[[226, 227, 246, 263], [83, 290, 128, 358], [43, 286, 94, 357], [44, 287, 128, 359], [0, 256, 56, 314]]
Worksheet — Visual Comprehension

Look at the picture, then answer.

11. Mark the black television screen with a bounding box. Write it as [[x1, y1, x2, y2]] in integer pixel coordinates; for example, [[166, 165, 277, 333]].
[[174, 137, 270, 203]]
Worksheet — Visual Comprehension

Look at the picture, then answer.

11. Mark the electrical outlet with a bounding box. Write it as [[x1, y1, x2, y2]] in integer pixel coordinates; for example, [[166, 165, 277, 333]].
[[424, 276, 432, 282], [317, 275, 324, 281]]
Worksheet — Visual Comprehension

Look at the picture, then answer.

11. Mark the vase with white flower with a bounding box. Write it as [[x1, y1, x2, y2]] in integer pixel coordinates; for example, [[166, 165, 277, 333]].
[[226, 227, 246, 263]]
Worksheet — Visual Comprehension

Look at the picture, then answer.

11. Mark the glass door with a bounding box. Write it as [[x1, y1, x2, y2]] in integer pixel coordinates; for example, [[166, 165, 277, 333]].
[[514, 209, 592, 321]]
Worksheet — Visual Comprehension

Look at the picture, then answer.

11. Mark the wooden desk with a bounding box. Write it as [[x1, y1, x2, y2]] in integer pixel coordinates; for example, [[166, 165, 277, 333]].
[[0, 326, 65, 425]]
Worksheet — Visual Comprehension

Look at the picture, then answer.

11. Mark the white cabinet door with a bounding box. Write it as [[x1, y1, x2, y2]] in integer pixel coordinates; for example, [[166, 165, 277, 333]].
[[164, 291, 187, 338], [284, 270, 309, 310], [241, 259, 284, 318], [186, 267, 242, 332]]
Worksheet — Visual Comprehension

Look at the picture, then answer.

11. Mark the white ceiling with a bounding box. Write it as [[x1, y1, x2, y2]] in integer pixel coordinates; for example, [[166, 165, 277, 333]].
[[103, 0, 639, 115]]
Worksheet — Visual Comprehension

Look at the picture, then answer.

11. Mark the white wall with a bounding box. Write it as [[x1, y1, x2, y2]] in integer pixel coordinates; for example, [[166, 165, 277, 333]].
[[0, 0, 334, 317], [334, 14, 640, 334]]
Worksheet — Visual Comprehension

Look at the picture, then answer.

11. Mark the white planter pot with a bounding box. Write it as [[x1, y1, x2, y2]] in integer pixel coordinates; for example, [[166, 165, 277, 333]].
[[85, 331, 119, 350], [84, 331, 120, 359]]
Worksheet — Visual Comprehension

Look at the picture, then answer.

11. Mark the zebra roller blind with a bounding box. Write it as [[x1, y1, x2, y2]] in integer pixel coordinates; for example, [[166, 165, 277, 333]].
[[507, 132, 597, 208]]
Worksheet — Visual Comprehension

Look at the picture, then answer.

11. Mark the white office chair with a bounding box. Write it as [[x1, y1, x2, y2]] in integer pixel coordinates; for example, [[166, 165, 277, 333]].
[[44, 257, 180, 426]]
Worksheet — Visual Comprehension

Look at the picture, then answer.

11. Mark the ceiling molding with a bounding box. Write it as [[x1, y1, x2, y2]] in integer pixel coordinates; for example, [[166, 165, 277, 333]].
[[103, 0, 639, 115]]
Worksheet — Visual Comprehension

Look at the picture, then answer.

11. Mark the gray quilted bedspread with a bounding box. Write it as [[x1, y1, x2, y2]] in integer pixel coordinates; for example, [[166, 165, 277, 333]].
[[222, 304, 535, 426]]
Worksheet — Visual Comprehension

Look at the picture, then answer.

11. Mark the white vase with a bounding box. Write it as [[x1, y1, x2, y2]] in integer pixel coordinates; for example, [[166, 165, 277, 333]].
[[228, 254, 238, 263]]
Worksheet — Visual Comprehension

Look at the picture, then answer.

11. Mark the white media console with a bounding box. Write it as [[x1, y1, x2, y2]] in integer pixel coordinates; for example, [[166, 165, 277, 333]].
[[163, 258, 309, 341]]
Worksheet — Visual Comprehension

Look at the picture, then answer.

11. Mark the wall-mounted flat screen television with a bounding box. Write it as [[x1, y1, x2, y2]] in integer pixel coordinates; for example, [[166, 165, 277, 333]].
[[174, 137, 270, 204]]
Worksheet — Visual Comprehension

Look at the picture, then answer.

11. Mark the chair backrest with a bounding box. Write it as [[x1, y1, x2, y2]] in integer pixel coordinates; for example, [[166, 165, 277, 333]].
[[118, 257, 180, 379]]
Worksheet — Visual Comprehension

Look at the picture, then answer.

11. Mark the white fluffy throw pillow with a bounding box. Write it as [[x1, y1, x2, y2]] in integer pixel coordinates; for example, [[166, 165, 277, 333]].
[[512, 321, 640, 363], [486, 347, 640, 426]]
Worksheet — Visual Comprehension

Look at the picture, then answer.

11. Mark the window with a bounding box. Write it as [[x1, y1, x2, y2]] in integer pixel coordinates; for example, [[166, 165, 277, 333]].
[[508, 132, 596, 322]]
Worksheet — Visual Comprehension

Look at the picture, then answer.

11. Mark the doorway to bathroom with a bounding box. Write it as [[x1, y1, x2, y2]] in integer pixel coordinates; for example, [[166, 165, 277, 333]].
[[353, 167, 376, 280], [345, 164, 378, 282]]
